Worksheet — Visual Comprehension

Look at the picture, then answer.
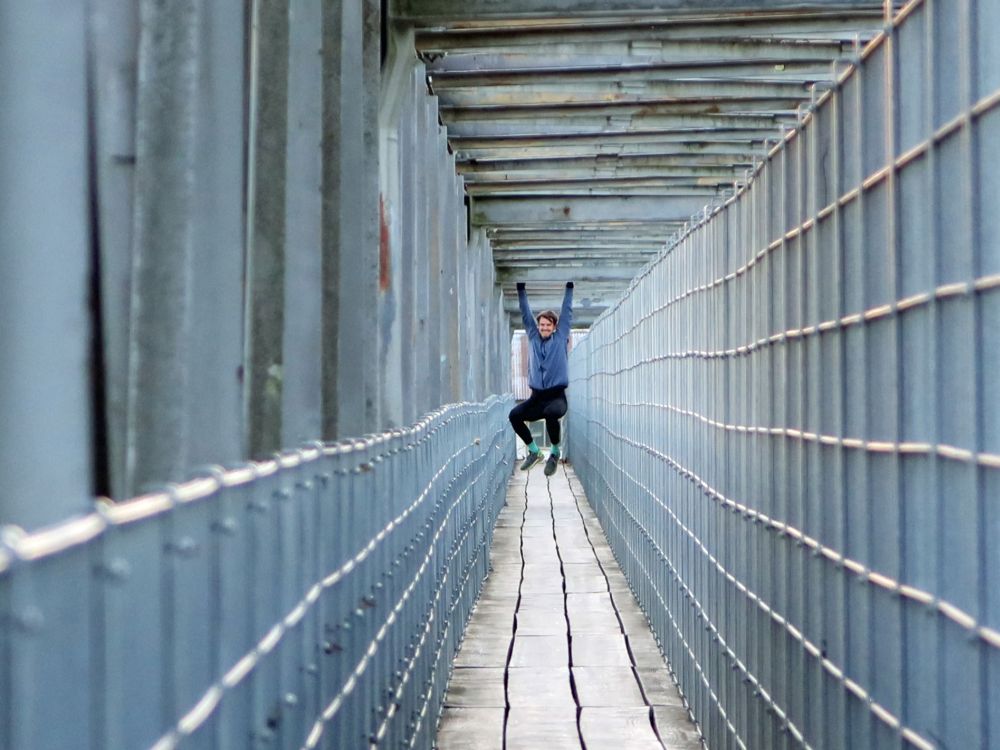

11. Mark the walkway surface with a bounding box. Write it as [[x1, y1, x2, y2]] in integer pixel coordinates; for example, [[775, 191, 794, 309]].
[[435, 460, 703, 749]]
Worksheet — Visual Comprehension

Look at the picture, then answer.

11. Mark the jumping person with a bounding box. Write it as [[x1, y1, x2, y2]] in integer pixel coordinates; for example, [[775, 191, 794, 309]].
[[510, 281, 573, 476]]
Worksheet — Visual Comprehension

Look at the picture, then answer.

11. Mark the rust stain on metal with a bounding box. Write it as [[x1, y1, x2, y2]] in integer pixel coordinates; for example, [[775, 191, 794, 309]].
[[379, 194, 391, 291]]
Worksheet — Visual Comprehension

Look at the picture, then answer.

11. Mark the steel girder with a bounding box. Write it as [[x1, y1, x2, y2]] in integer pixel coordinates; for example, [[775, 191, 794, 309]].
[[400, 3, 896, 322]]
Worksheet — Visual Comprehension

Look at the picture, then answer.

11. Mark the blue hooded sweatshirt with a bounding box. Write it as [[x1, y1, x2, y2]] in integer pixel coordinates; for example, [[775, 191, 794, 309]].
[[519, 284, 573, 390]]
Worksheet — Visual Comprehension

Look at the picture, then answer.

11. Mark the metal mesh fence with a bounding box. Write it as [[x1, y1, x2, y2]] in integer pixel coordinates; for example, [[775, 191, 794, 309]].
[[568, 1, 1000, 748], [0, 396, 514, 750]]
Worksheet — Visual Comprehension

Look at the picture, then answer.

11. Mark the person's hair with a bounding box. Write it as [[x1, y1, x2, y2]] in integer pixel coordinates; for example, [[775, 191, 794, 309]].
[[537, 310, 558, 327]]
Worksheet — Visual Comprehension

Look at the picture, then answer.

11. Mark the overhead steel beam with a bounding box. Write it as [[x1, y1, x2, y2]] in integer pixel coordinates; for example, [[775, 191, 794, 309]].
[[495, 253, 656, 265], [491, 245, 666, 254], [422, 39, 852, 70], [458, 154, 755, 172], [467, 182, 728, 197], [471, 194, 714, 225], [497, 265, 643, 284], [494, 247, 663, 256], [455, 142, 760, 160], [494, 240, 660, 252], [441, 112, 789, 136], [409, 8, 885, 35], [465, 173, 737, 186], [442, 115, 794, 139], [491, 222, 687, 236], [414, 6, 894, 316], [492, 245, 666, 255], [440, 99, 805, 118], [489, 222, 679, 235], [451, 129, 778, 149], [491, 237, 669, 251], [430, 61, 835, 87], [461, 166, 741, 182], [434, 78, 813, 107], [395, 1, 886, 24]]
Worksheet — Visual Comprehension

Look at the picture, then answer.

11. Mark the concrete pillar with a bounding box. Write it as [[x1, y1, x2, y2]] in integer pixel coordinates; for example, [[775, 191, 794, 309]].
[[126, 0, 201, 495], [244, 0, 289, 459], [0, 2, 93, 529], [281, 0, 324, 447]]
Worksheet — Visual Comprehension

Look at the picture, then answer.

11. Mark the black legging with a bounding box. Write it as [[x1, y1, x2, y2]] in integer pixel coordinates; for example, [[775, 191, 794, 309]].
[[508, 386, 568, 445]]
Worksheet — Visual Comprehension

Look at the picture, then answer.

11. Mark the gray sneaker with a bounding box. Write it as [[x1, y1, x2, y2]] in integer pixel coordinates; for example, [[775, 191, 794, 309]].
[[520, 451, 543, 471], [544, 453, 559, 476]]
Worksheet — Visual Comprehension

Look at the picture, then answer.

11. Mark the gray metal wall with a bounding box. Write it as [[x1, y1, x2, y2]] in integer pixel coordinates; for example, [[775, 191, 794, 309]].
[[0, 3, 509, 525], [568, 1, 1000, 748], [378, 38, 510, 428]]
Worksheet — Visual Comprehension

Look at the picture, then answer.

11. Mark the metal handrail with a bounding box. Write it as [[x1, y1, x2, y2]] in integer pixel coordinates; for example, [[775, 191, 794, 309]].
[[0, 395, 515, 750]]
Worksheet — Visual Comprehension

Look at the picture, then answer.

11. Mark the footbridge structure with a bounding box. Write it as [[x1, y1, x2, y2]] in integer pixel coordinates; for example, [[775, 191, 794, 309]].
[[1, 1, 998, 749]]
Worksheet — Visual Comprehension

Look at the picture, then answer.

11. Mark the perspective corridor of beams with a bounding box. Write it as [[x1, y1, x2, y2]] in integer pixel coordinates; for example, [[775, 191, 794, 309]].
[[397, 1, 896, 326]]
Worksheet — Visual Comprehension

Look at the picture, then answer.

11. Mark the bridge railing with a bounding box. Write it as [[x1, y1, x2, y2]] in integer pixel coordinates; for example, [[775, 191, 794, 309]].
[[569, 1, 1000, 749], [0, 396, 514, 750]]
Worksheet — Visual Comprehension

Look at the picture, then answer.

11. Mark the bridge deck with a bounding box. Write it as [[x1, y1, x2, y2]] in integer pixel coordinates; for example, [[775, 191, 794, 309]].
[[436, 461, 702, 749]]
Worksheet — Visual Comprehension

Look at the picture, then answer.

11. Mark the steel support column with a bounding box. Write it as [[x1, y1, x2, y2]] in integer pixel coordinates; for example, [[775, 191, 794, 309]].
[[282, 0, 325, 447], [126, 0, 201, 494], [0, 3, 93, 529]]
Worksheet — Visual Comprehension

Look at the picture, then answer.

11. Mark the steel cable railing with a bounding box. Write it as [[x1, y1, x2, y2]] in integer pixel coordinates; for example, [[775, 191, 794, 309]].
[[0, 396, 514, 750], [568, 1, 1000, 748]]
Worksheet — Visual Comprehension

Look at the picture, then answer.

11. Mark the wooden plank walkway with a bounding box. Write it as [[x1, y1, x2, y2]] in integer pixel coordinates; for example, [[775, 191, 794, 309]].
[[435, 460, 703, 750]]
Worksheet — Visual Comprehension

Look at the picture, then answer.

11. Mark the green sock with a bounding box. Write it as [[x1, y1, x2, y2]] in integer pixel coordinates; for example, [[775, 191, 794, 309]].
[[551, 443, 560, 457], [528, 441, 539, 454]]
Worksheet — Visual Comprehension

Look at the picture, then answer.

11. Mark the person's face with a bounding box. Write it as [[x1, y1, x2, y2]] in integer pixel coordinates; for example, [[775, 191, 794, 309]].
[[538, 317, 555, 338]]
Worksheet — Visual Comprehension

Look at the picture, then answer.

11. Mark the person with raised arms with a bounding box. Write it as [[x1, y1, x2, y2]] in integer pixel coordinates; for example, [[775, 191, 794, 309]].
[[509, 281, 574, 477]]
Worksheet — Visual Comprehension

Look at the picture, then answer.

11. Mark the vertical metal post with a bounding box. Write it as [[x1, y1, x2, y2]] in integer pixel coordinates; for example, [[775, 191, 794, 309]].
[[188, 0, 249, 471], [282, 0, 324, 446], [126, 0, 201, 494], [327, 0, 380, 439], [88, 0, 140, 501], [376, 26, 417, 428], [362, 0, 382, 431], [244, 0, 289, 459], [0, 2, 94, 529]]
